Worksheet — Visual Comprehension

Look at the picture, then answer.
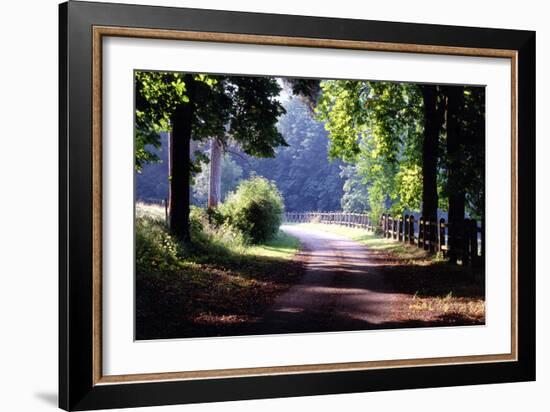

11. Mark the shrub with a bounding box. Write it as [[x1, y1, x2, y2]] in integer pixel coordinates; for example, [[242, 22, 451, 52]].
[[189, 206, 247, 255], [135, 216, 180, 275], [220, 176, 284, 243]]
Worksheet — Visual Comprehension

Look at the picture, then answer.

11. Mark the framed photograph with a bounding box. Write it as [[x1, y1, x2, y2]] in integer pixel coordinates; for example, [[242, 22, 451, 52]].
[[59, 1, 535, 410]]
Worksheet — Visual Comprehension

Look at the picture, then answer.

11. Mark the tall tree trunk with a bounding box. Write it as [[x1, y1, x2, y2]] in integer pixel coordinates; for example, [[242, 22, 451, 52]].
[[420, 85, 443, 227], [207, 137, 223, 208], [443, 86, 466, 263], [168, 74, 195, 242]]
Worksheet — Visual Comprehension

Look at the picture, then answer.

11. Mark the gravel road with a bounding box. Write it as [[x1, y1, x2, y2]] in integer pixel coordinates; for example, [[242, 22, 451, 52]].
[[258, 224, 404, 333]]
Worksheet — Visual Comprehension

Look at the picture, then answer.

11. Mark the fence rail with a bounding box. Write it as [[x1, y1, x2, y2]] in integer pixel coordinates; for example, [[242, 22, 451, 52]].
[[284, 211, 482, 265], [284, 211, 377, 231]]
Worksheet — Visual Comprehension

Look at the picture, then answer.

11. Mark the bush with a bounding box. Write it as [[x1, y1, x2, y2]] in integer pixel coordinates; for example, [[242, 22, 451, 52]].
[[220, 176, 284, 243], [189, 206, 247, 255], [135, 216, 181, 275], [135, 205, 248, 276]]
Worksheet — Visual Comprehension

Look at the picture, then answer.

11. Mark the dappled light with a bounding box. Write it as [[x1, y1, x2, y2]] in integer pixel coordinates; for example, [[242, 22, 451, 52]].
[[135, 71, 485, 339]]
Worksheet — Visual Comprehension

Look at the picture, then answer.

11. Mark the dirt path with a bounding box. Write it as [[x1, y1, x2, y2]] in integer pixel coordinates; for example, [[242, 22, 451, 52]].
[[257, 224, 406, 334]]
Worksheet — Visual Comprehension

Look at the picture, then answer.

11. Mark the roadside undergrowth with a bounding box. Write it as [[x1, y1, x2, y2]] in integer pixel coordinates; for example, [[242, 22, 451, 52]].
[[288, 222, 485, 326], [135, 203, 303, 339]]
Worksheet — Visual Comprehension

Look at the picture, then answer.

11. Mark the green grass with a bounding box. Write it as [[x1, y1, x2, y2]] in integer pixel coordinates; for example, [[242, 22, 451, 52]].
[[247, 230, 301, 259], [293, 222, 430, 260], [136, 202, 301, 261], [136, 202, 166, 222], [286, 223, 484, 325], [135, 203, 304, 339]]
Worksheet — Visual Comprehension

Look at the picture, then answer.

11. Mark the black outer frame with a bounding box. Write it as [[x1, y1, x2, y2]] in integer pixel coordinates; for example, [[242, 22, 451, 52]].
[[59, 1, 535, 410]]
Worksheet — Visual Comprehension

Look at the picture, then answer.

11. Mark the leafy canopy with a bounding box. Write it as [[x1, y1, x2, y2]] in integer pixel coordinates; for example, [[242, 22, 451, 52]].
[[316, 80, 424, 216], [135, 72, 287, 171]]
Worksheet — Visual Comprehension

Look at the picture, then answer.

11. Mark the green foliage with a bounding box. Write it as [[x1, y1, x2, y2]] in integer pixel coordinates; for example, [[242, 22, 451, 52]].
[[188, 206, 248, 256], [316, 80, 424, 218], [139, 98, 344, 211], [339, 165, 370, 212], [434, 86, 485, 219], [134, 72, 221, 171], [226, 77, 288, 157], [135, 203, 247, 276], [460, 87, 486, 219], [316, 80, 367, 162], [135, 71, 288, 172], [192, 154, 243, 206], [282, 78, 321, 111], [135, 216, 181, 274], [232, 98, 345, 212], [135, 203, 297, 281], [394, 164, 423, 213], [220, 176, 284, 243]]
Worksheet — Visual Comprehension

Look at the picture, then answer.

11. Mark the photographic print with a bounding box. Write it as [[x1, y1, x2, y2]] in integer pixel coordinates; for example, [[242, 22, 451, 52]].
[[60, 3, 535, 409], [134, 72, 486, 340]]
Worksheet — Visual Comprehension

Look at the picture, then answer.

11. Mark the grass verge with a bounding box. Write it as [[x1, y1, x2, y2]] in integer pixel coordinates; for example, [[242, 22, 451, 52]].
[[291, 222, 430, 260], [289, 222, 485, 326], [246, 231, 301, 259], [135, 204, 303, 340]]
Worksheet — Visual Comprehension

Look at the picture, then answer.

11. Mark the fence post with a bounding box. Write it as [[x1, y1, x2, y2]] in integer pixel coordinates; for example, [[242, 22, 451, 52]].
[[426, 220, 431, 251], [418, 218, 422, 248], [418, 216, 425, 248], [408, 216, 414, 245], [462, 218, 471, 265], [439, 218, 446, 255], [470, 219, 478, 265], [428, 220, 435, 252]]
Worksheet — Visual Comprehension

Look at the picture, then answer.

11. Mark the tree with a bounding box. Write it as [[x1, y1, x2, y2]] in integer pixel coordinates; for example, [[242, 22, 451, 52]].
[[206, 76, 288, 207], [192, 153, 243, 206], [419, 85, 445, 226], [340, 165, 370, 212], [282, 78, 322, 112], [316, 80, 424, 218], [135, 72, 286, 241], [207, 137, 223, 207], [136, 72, 227, 240], [232, 98, 345, 212], [441, 85, 485, 262], [459, 87, 485, 221]]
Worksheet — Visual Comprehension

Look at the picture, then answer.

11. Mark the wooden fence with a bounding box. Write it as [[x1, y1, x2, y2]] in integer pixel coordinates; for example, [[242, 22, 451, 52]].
[[284, 211, 482, 265], [284, 211, 377, 231]]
